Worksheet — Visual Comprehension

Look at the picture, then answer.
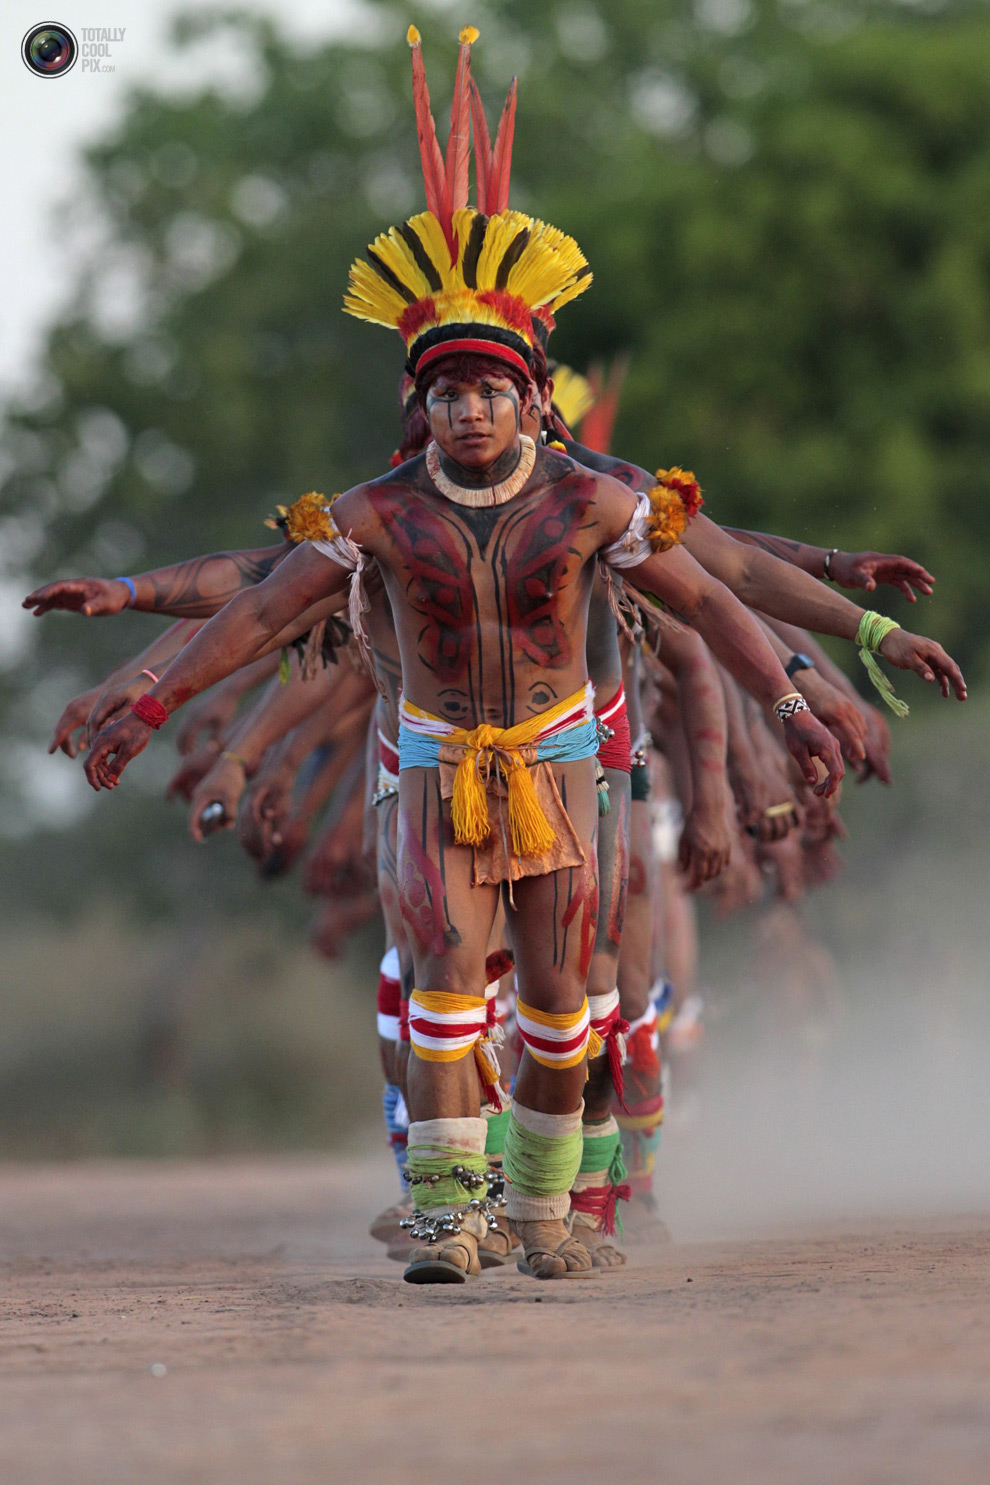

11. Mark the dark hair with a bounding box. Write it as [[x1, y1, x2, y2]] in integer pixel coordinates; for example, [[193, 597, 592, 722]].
[[414, 351, 531, 411], [394, 398, 431, 464], [529, 336, 549, 394]]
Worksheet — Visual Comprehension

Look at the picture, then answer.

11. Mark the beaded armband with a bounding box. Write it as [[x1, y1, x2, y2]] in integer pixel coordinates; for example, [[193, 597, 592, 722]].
[[773, 692, 810, 724]]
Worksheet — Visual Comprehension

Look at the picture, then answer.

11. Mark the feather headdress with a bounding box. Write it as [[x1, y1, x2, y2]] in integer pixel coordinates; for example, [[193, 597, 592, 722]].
[[343, 27, 592, 376]]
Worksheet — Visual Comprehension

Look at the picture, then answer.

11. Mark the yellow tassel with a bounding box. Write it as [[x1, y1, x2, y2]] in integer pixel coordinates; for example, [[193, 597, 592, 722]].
[[459, 25, 480, 44], [505, 761, 557, 858], [587, 1028, 604, 1060], [407, 25, 421, 45], [451, 752, 492, 847], [474, 1037, 502, 1088]]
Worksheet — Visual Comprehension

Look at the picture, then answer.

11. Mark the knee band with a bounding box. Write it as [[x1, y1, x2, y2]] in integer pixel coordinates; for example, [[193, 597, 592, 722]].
[[382, 1082, 409, 1187], [377, 952, 402, 1042], [616, 1093, 664, 1196], [652, 977, 674, 1034], [408, 989, 503, 1107], [515, 996, 601, 1071], [588, 988, 630, 1108]]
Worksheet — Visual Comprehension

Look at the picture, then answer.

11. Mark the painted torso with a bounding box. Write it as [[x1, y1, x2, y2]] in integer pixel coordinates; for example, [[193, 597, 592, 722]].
[[336, 447, 632, 729]]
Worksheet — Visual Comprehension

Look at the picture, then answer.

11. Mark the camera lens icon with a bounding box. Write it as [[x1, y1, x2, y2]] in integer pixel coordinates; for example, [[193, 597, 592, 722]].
[[22, 23, 78, 77]]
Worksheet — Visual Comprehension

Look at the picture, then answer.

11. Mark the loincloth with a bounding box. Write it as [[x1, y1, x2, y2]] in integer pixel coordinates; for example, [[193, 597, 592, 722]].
[[397, 684, 598, 886], [595, 683, 632, 773]]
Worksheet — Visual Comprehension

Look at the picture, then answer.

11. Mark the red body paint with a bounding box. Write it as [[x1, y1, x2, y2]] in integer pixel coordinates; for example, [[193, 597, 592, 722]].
[[504, 478, 593, 669]]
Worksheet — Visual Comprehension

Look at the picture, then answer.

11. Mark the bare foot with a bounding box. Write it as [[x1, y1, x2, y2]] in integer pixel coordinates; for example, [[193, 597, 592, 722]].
[[512, 1218, 596, 1279]]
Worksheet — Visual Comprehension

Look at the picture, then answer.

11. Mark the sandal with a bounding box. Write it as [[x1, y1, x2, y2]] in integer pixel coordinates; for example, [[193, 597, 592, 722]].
[[512, 1219, 598, 1280]]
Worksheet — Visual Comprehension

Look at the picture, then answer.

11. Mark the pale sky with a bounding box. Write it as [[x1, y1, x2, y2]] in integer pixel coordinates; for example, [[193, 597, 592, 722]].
[[0, 0, 394, 397]]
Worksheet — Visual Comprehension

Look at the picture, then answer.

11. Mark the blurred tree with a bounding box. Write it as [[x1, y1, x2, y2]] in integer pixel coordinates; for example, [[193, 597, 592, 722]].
[[3, 0, 989, 894]]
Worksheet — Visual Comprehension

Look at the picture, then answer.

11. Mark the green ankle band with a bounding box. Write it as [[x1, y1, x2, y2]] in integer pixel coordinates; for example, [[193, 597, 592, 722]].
[[503, 1114, 583, 1198], [405, 1146, 489, 1211], [579, 1127, 623, 1175], [484, 1109, 511, 1158]]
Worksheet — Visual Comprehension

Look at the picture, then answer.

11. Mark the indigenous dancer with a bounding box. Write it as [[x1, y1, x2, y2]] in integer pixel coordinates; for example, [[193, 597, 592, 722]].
[[80, 30, 850, 1287]]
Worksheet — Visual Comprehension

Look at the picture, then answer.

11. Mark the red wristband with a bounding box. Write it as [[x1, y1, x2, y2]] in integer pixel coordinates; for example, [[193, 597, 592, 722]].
[[131, 694, 169, 729]]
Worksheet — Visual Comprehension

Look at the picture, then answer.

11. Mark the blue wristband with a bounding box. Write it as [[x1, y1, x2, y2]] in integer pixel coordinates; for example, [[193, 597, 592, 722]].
[[115, 576, 137, 607]]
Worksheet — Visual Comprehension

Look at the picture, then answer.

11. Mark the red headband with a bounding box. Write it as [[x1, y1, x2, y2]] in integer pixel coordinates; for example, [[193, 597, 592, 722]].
[[416, 339, 531, 379]]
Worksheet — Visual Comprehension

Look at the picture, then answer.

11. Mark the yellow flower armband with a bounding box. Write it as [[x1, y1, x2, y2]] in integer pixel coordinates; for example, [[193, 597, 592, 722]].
[[645, 467, 704, 553], [265, 490, 340, 544], [856, 611, 909, 718]]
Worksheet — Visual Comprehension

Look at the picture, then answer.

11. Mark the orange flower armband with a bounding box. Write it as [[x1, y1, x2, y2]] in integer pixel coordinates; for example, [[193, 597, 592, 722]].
[[644, 467, 703, 554]]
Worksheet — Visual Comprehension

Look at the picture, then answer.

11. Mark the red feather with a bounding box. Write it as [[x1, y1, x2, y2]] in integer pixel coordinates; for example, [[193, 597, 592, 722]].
[[489, 78, 517, 215], [446, 35, 474, 213], [409, 38, 454, 255], [469, 77, 494, 214], [578, 356, 629, 455]]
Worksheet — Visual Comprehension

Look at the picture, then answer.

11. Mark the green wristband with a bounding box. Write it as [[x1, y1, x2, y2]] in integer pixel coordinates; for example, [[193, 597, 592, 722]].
[[855, 611, 909, 718]]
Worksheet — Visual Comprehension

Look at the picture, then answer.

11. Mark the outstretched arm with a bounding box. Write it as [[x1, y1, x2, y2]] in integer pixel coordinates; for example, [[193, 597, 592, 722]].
[[48, 619, 201, 757], [654, 620, 732, 890], [567, 439, 964, 699], [684, 515, 963, 697], [721, 527, 935, 602], [23, 545, 287, 619], [605, 526, 844, 796], [84, 542, 351, 791]]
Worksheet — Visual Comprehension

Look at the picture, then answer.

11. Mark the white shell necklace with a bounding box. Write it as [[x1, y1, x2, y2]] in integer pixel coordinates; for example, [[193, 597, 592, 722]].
[[425, 435, 537, 508]]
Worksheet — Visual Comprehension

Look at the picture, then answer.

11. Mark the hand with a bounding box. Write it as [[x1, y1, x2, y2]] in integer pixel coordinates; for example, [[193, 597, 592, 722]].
[[758, 831, 806, 903], [781, 710, 844, 798], [828, 550, 934, 602], [856, 704, 892, 785], [309, 890, 380, 960], [239, 765, 294, 861], [49, 687, 100, 757], [164, 741, 222, 803], [878, 629, 967, 700], [86, 675, 153, 743], [175, 690, 240, 757], [795, 671, 867, 766], [678, 798, 732, 891], [725, 755, 768, 836], [84, 712, 153, 790], [23, 576, 132, 617], [189, 754, 248, 842], [801, 790, 847, 848], [707, 832, 763, 917]]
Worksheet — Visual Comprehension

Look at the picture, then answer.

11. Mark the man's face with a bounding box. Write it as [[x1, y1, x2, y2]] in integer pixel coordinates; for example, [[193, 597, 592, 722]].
[[425, 368, 530, 469], [520, 377, 554, 441]]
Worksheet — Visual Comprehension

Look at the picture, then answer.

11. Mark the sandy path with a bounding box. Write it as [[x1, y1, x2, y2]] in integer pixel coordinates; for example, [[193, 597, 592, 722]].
[[1, 1157, 989, 1484]]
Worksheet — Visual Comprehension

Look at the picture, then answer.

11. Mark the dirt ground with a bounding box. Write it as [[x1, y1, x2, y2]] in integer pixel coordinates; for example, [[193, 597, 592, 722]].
[[1, 1156, 989, 1484]]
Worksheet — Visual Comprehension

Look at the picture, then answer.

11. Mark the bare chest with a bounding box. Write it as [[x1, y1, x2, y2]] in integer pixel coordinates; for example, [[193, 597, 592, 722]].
[[371, 483, 596, 682]]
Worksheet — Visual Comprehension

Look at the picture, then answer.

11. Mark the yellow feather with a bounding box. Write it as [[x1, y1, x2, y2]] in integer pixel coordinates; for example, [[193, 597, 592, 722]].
[[548, 270, 593, 312], [407, 25, 420, 45], [343, 260, 408, 328], [550, 365, 595, 427], [475, 211, 533, 290], [459, 25, 480, 44], [406, 211, 457, 289]]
